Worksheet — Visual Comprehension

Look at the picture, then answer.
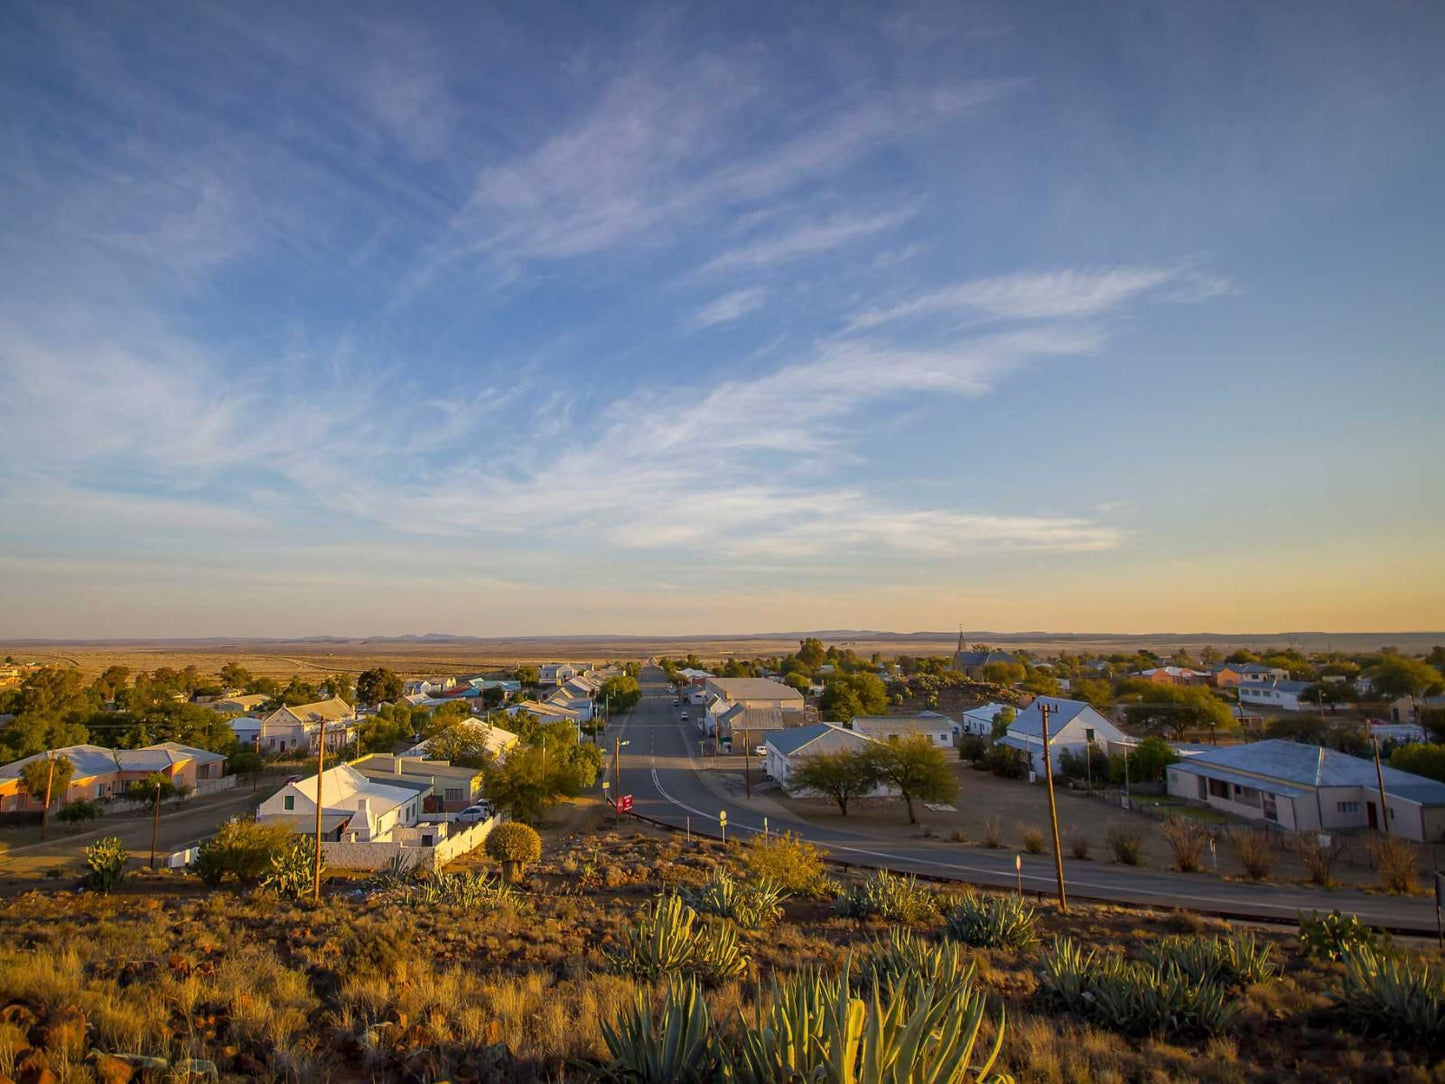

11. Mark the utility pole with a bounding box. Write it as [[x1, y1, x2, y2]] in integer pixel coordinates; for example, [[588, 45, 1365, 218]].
[[40, 755, 55, 841], [743, 728, 751, 799], [1371, 734, 1390, 836], [1039, 703, 1068, 912], [149, 780, 162, 870], [313, 726, 326, 902]]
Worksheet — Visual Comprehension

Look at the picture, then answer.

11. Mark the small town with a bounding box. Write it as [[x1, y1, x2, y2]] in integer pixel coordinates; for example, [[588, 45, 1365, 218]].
[[1, 2, 1442, 1081]]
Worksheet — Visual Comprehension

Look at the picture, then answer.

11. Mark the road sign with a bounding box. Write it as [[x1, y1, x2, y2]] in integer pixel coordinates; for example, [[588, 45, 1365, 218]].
[[615, 795, 633, 814]]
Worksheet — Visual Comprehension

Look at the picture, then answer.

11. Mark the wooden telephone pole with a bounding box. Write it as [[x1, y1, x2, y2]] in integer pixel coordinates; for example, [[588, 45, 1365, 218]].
[[1370, 734, 1390, 836], [40, 755, 56, 841], [1039, 703, 1068, 912], [313, 727, 325, 902]]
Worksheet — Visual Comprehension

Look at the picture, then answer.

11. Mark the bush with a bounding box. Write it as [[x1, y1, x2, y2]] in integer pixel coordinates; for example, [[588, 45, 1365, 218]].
[[1141, 933, 1278, 987], [1107, 825, 1145, 866], [1225, 828, 1276, 880], [1021, 827, 1045, 854], [942, 891, 1038, 949], [680, 868, 788, 929], [958, 735, 986, 762], [1040, 937, 1238, 1039], [1067, 833, 1091, 860], [85, 836, 129, 894], [57, 799, 101, 825], [745, 832, 825, 895], [981, 816, 1002, 848], [832, 869, 939, 923], [1366, 833, 1419, 894], [1335, 945, 1444, 1044], [856, 929, 976, 995], [1298, 910, 1392, 961], [609, 895, 748, 985], [985, 744, 1027, 779], [262, 837, 322, 901], [191, 818, 294, 886], [1158, 816, 1212, 872], [486, 822, 542, 882], [409, 869, 522, 910], [1292, 832, 1348, 887]]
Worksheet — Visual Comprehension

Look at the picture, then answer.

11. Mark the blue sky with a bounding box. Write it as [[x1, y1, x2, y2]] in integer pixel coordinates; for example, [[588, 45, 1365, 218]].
[[1, 1, 1442, 638]]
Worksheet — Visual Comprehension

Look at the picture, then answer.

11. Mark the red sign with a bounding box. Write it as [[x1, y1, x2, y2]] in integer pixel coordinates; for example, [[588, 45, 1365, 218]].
[[615, 795, 634, 814]]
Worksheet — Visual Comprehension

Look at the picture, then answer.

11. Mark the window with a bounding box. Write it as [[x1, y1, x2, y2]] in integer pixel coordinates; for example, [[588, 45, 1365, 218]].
[[444, 787, 463, 802], [1337, 801, 1360, 814], [1084, 728, 1096, 743], [283, 795, 294, 811], [1208, 778, 1230, 799]]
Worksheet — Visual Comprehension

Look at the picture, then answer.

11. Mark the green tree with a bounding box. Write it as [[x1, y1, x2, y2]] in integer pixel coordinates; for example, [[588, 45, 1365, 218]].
[[1300, 682, 1356, 711], [797, 638, 828, 668], [1118, 735, 1178, 783], [0, 714, 89, 762], [191, 818, 294, 885], [785, 748, 880, 816], [1389, 743, 1445, 783], [486, 822, 542, 882], [600, 675, 642, 713], [484, 738, 601, 822], [990, 706, 1016, 739], [1368, 656, 1444, 713], [979, 661, 1025, 686], [19, 754, 74, 838], [319, 673, 354, 702], [355, 668, 402, 705], [91, 665, 132, 701], [1020, 669, 1061, 696], [218, 661, 252, 690], [514, 665, 540, 687], [228, 749, 267, 790], [1071, 679, 1114, 712], [17, 667, 95, 718], [783, 671, 810, 694], [1124, 686, 1234, 740], [866, 735, 957, 824], [1264, 714, 1327, 744], [356, 702, 419, 753], [425, 723, 500, 769], [817, 673, 886, 721]]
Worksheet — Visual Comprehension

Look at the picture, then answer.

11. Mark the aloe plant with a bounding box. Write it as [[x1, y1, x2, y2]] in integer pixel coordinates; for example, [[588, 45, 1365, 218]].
[[599, 980, 716, 1083], [856, 929, 976, 997], [680, 868, 788, 929], [832, 870, 939, 923], [1140, 932, 1278, 987], [610, 894, 749, 984], [1336, 945, 1444, 1043], [942, 892, 1037, 949]]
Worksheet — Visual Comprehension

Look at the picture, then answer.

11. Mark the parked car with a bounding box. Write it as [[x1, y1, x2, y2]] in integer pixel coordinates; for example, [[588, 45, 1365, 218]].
[[680, 711, 689, 721], [455, 803, 493, 824], [753, 745, 766, 757], [283, 774, 302, 785]]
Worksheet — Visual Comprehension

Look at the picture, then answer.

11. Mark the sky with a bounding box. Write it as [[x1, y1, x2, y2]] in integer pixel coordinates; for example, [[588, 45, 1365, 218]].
[[1, 1, 1442, 639]]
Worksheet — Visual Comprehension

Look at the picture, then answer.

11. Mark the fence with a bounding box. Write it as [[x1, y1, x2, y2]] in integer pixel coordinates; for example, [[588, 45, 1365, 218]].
[[318, 815, 498, 871]]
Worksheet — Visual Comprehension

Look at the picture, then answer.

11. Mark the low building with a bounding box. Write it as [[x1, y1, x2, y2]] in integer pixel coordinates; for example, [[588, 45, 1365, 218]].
[[1165, 739, 1445, 842], [258, 762, 428, 842], [538, 664, 577, 687], [703, 678, 806, 743], [258, 697, 357, 754], [0, 742, 228, 812], [1214, 664, 1290, 688], [1369, 721, 1427, 745], [209, 693, 272, 715], [999, 697, 1129, 777], [1238, 680, 1313, 712], [351, 754, 485, 813], [765, 723, 883, 793], [400, 718, 519, 762], [847, 713, 953, 749], [960, 703, 1012, 738], [228, 716, 263, 748], [1139, 667, 1211, 686]]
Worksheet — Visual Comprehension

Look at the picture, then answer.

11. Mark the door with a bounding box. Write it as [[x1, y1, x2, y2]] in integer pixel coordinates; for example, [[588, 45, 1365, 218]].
[[1366, 801, 1378, 829]]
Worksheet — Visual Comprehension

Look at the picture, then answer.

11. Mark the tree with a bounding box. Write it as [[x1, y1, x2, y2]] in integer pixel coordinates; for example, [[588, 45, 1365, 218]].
[[1071, 679, 1114, 713], [228, 749, 267, 790], [218, 662, 252, 690], [91, 665, 131, 702], [783, 672, 810, 694], [486, 822, 542, 882], [514, 665, 540, 687], [355, 667, 403, 706], [797, 638, 828, 668], [818, 673, 887, 721], [599, 675, 642, 713], [786, 749, 880, 816], [1124, 686, 1235, 740], [1389, 743, 1445, 783], [979, 662, 1025, 686], [1122, 735, 1178, 783], [19, 754, 73, 838], [319, 674, 354, 702], [1020, 669, 1061, 696], [483, 738, 601, 822], [866, 735, 957, 824], [990, 706, 1016, 739], [17, 667, 96, 718], [1367, 656, 1444, 715], [1300, 682, 1356, 711], [125, 773, 178, 869], [425, 723, 499, 769]]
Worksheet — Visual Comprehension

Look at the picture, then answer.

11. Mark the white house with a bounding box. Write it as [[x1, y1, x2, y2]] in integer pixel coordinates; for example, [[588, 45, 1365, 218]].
[[228, 716, 263, 748], [703, 678, 805, 739], [1165, 739, 1445, 842], [999, 697, 1129, 777], [960, 703, 1012, 738], [257, 763, 426, 842], [1237, 680, 1313, 712], [847, 714, 953, 749], [401, 718, 519, 761], [258, 697, 357, 754], [765, 723, 884, 794], [209, 693, 271, 715], [538, 664, 577, 687]]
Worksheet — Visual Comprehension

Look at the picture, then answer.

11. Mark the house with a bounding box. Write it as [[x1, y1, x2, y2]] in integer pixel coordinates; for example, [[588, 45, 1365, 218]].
[[1214, 664, 1290, 688], [703, 678, 806, 748], [952, 647, 1022, 680], [0, 742, 228, 812], [960, 703, 1012, 738], [1139, 667, 1211, 686], [1237, 680, 1313, 712], [1387, 695, 1445, 725], [228, 716, 263, 748], [400, 718, 519, 762], [998, 697, 1130, 777], [1165, 739, 1445, 842], [258, 763, 428, 842], [505, 699, 585, 725], [847, 713, 953, 749], [209, 693, 272, 715], [258, 697, 356, 754], [538, 664, 577, 687], [351, 754, 485, 813], [765, 723, 882, 792], [1369, 721, 1427, 745], [714, 704, 796, 749]]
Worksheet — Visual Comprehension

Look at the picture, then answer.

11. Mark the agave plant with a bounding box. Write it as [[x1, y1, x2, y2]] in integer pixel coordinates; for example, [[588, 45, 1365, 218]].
[[411, 869, 519, 909], [262, 837, 322, 902], [942, 892, 1038, 950], [1141, 933, 1278, 987], [855, 929, 976, 997], [85, 836, 130, 894], [1336, 945, 1444, 1044], [680, 868, 788, 929], [599, 980, 716, 1083], [610, 894, 749, 984], [832, 870, 939, 923]]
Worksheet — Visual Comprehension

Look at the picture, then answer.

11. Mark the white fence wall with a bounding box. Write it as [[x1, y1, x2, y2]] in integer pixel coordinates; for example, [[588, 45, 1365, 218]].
[[319, 815, 497, 871]]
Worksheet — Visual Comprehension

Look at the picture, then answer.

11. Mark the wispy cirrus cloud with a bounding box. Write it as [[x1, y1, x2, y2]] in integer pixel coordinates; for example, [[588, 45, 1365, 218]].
[[689, 287, 769, 329], [699, 206, 918, 273]]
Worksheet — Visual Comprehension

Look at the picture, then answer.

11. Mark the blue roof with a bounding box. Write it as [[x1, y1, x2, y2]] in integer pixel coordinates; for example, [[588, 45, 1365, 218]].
[[1008, 697, 1107, 739], [765, 723, 864, 757], [1174, 740, 1445, 803]]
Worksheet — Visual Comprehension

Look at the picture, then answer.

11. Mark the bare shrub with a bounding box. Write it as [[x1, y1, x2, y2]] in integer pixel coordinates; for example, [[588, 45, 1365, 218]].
[[1366, 834, 1419, 895], [1225, 828, 1276, 880], [1159, 816, 1213, 872], [1067, 833, 1091, 860], [982, 816, 1002, 848], [1106, 825, 1145, 866], [1292, 833, 1348, 887], [1022, 828, 1045, 854]]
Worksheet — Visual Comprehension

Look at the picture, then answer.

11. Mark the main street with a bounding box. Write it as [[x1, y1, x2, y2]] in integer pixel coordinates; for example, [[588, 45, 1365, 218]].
[[611, 668, 1442, 933]]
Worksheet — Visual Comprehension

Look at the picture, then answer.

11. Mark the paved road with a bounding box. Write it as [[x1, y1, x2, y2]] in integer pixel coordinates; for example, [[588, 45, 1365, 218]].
[[613, 668, 1442, 933]]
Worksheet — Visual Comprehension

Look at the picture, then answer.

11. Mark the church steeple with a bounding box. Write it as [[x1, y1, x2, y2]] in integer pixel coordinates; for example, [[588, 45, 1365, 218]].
[[957, 625, 965, 653]]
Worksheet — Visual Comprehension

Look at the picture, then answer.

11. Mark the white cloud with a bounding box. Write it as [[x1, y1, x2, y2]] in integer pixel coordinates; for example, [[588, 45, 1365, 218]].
[[699, 206, 917, 273], [689, 287, 769, 329]]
